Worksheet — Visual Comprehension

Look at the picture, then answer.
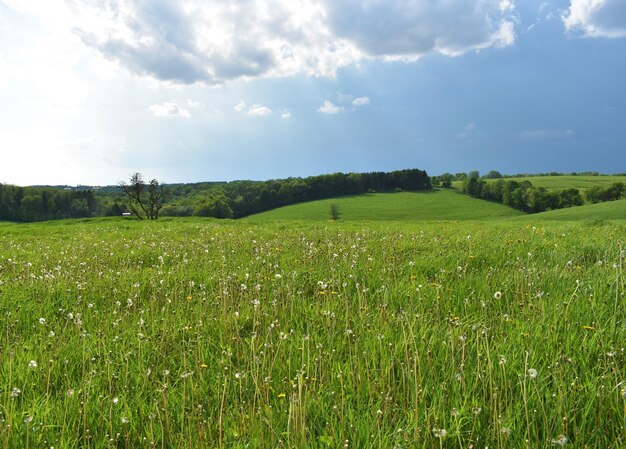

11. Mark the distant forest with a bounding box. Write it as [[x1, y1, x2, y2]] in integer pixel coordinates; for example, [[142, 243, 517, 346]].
[[2, 169, 624, 223], [0, 168, 430, 222]]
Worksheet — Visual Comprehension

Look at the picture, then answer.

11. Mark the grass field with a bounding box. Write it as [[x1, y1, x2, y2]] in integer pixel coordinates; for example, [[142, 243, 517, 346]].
[[514, 198, 626, 221], [244, 190, 523, 222], [0, 217, 624, 448], [452, 175, 626, 192]]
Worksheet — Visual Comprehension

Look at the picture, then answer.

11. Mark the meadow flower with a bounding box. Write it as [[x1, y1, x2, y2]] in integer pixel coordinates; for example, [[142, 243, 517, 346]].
[[28, 360, 37, 369], [38, 317, 46, 325], [121, 416, 129, 424], [551, 434, 568, 446], [432, 427, 447, 438], [112, 397, 119, 405], [10, 387, 21, 398], [527, 368, 538, 379]]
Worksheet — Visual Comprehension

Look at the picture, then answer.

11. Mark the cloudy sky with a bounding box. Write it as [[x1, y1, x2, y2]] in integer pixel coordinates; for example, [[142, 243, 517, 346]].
[[1, 0, 625, 186]]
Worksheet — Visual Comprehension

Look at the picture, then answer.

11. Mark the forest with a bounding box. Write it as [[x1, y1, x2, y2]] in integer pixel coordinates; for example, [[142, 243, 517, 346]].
[[0, 168, 431, 221]]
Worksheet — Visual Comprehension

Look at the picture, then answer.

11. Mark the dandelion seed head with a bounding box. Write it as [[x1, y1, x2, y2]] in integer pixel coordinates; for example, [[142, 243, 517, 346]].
[[494, 291, 502, 300], [28, 360, 37, 369], [432, 427, 447, 438], [38, 317, 46, 325], [527, 368, 538, 379], [551, 434, 568, 446]]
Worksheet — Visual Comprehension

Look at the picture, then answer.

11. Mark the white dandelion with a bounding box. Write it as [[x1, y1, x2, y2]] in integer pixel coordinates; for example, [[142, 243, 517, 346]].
[[551, 434, 568, 446]]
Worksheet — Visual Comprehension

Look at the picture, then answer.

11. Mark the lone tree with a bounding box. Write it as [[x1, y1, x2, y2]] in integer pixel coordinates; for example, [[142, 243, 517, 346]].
[[329, 203, 341, 221], [119, 172, 165, 220]]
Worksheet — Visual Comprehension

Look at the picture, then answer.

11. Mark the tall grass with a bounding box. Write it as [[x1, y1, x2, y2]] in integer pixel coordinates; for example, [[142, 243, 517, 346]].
[[0, 218, 624, 448]]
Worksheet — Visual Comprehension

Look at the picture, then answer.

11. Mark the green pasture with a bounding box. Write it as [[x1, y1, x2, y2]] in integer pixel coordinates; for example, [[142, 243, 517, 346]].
[[244, 190, 523, 222], [0, 217, 624, 448], [452, 175, 626, 192], [514, 198, 626, 221]]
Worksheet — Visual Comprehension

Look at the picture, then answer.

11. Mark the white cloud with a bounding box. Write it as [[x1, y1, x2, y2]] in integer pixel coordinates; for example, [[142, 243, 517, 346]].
[[499, 0, 515, 13], [148, 102, 191, 117], [563, 0, 626, 38], [318, 100, 343, 114], [247, 104, 272, 116], [63, 0, 518, 85], [187, 99, 205, 108], [517, 129, 575, 140], [281, 110, 291, 119], [234, 101, 272, 116], [352, 96, 370, 106]]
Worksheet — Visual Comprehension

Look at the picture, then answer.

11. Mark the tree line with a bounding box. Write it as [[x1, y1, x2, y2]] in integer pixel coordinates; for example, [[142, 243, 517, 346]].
[[456, 172, 624, 213], [0, 184, 97, 221], [156, 169, 431, 219], [0, 168, 431, 222]]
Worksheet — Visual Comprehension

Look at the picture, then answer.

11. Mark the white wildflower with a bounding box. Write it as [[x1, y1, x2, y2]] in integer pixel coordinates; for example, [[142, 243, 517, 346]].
[[551, 434, 568, 446]]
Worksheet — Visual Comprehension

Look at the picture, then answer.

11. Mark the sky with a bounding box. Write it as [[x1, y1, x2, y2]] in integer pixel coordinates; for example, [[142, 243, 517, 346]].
[[0, 0, 625, 186]]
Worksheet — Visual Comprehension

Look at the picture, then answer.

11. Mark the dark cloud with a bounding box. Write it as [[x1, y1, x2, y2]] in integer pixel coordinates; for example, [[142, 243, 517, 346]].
[[319, 0, 516, 57]]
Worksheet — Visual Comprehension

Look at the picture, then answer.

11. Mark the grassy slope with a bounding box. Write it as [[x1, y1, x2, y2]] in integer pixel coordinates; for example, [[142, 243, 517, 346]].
[[244, 190, 523, 221], [452, 175, 626, 191], [513, 198, 626, 221]]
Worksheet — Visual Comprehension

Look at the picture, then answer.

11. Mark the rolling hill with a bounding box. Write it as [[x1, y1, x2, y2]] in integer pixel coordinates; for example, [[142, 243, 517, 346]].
[[243, 189, 523, 221], [452, 175, 626, 192], [513, 198, 626, 221]]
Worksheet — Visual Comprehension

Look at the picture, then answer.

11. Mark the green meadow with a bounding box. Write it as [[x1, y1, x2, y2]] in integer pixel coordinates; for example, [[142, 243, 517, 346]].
[[245, 190, 523, 222], [452, 175, 626, 193], [0, 212, 624, 448]]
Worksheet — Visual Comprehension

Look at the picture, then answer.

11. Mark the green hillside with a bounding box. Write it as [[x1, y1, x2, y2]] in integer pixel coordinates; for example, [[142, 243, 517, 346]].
[[514, 198, 626, 221], [453, 175, 626, 191], [244, 189, 523, 221]]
